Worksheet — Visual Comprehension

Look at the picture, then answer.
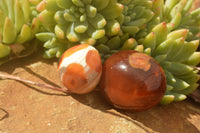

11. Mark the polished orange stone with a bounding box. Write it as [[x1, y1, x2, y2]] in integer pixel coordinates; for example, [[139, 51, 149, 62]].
[[58, 44, 102, 94], [63, 63, 87, 91], [99, 50, 166, 111]]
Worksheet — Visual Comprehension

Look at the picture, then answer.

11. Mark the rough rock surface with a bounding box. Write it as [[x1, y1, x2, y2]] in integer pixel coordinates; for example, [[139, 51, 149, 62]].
[[0, 48, 200, 133]]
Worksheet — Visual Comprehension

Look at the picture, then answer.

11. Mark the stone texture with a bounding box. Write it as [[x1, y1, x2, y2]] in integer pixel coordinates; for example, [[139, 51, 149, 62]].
[[0, 48, 200, 133]]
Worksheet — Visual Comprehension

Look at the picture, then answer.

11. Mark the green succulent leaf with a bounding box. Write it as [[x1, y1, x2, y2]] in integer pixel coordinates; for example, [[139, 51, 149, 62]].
[[160, 94, 175, 105], [0, 43, 11, 58], [0, 0, 40, 65], [3, 17, 17, 44], [16, 24, 32, 44], [152, 0, 200, 40]]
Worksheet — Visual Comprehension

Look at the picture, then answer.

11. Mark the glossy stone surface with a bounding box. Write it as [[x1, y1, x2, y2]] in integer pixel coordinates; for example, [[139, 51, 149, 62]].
[[99, 50, 166, 111], [58, 44, 102, 94]]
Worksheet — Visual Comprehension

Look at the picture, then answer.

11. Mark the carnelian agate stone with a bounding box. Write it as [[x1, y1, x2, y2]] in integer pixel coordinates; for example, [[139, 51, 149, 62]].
[[58, 44, 102, 94], [99, 50, 166, 111]]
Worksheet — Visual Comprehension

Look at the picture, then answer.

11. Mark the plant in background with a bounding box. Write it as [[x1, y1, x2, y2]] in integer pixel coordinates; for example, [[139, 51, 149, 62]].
[[148, 0, 200, 41], [148, 0, 200, 103], [92, 0, 155, 62], [137, 22, 200, 104], [36, 0, 124, 58], [117, 0, 154, 37], [0, 0, 41, 65]]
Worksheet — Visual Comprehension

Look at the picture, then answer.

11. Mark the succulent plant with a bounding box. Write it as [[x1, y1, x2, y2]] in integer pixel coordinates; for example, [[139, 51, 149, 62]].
[[96, 0, 200, 59], [148, 0, 200, 41], [134, 22, 200, 104], [30, 0, 43, 5], [94, 0, 155, 61], [94, 34, 136, 62], [147, 0, 200, 103], [0, 0, 40, 65], [117, 0, 154, 38], [36, 0, 126, 58], [36, 0, 156, 59], [36, 32, 69, 58]]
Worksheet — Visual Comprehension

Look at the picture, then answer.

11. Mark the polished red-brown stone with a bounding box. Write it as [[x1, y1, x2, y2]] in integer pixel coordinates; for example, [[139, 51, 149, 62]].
[[99, 50, 167, 111]]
